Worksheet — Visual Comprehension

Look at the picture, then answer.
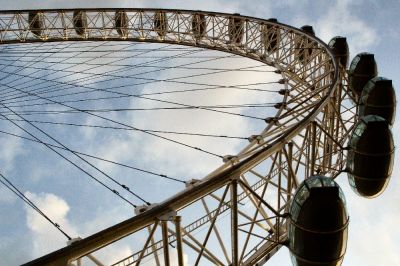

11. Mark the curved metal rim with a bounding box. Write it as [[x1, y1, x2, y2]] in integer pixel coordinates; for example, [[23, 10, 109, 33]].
[[5, 8, 339, 265]]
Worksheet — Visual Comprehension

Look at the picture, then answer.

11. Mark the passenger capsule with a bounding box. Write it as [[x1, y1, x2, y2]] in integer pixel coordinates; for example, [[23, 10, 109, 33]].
[[154, 11, 168, 38], [73, 10, 87, 36], [328, 36, 349, 68], [28, 11, 43, 37], [295, 25, 315, 64], [289, 176, 348, 266], [348, 53, 378, 98], [347, 115, 394, 198], [192, 13, 206, 40], [261, 18, 279, 53], [359, 77, 396, 125], [228, 14, 244, 44], [115, 11, 129, 37]]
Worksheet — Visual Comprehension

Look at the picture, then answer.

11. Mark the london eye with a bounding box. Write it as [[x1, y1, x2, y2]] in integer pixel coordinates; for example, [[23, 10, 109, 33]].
[[0, 6, 397, 266]]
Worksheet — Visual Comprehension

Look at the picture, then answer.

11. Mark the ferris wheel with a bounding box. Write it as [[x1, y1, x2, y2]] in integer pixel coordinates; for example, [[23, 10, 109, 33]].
[[0, 9, 395, 266]]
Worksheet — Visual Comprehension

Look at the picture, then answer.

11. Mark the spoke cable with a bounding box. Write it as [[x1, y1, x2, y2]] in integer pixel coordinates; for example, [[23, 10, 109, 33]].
[[0, 104, 144, 207], [0, 172, 72, 240], [1, 85, 230, 159], [0, 129, 186, 184]]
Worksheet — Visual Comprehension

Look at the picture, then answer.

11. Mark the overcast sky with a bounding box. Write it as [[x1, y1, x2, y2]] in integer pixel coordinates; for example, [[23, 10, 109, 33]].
[[0, 1, 399, 265]]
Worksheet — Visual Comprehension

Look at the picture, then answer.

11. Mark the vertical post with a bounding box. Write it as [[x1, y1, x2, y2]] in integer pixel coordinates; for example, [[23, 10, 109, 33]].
[[136, 221, 159, 266], [311, 121, 317, 175], [277, 151, 282, 243], [161, 221, 170, 266], [305, 126, 310, 179], [147, 226, 161, 266], [174, 216, 184, 266], [231, 179, 239, 266], [287, 142, 293, 203], [328, 95, 336, 171]]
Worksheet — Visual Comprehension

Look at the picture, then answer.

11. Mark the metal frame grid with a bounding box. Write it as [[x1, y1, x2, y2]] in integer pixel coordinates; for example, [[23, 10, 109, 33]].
[[0, 9, 357, 266]]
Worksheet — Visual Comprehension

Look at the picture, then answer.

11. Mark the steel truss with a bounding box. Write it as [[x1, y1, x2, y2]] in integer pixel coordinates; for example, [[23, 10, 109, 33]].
[[0, 9, 356, 266]]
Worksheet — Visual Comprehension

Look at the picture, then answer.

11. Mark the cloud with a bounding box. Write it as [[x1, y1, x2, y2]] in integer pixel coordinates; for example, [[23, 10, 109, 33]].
[[292, 0, 378, 56], [124, 54, 281, 179], [0, 2, 397, 265], [0, 133, 25, 173], [24, 192, 77, 258]]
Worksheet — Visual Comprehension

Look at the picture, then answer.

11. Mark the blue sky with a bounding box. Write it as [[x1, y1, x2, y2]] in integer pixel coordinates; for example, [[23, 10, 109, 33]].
[[0, 0, 399, 265]]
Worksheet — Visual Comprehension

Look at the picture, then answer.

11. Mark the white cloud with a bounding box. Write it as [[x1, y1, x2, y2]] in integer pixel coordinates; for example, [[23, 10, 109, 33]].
[[0, 2, 398, 265], [24, 192, 77, 258], [293, 0, 378, 56], [0, 133, 24, 173]]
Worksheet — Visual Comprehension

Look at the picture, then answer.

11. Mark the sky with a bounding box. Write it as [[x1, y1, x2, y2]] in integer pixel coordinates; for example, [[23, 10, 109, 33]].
[[0, 0, 399, 265]]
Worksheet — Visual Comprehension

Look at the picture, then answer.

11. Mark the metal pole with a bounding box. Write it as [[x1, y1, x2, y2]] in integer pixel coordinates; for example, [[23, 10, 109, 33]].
[[174, 216, 184, 266], [231, 179, 239, 266], [136, 221, 159, 266], [161, 221, 170, 266], [286, 142, 293, 203], [311, 121, 317, 175]]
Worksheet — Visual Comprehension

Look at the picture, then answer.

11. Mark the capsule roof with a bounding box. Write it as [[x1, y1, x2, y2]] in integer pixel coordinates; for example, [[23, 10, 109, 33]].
[[300, 25, 315, 35], [290, 175, 346, 221], [328, 36, 349, 67], [359, 77, 396, 125], [349, 115, 393, 153], [349, 52, 378, 98]]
